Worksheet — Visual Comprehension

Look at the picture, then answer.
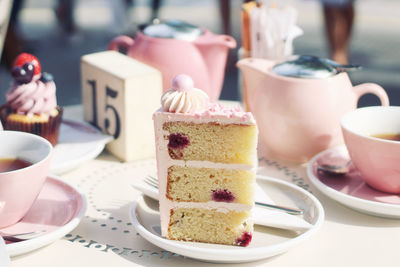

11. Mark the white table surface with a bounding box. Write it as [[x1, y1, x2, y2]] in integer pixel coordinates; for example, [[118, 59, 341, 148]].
[[11, 105, 400, 267]]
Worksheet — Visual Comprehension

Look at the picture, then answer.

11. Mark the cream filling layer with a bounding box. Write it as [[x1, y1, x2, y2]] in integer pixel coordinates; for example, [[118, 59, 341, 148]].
[[167, 159, 256, 171]]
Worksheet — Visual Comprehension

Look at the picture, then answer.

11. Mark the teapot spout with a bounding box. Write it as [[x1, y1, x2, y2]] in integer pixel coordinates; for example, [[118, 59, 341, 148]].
[[237, 58, 273, 80]]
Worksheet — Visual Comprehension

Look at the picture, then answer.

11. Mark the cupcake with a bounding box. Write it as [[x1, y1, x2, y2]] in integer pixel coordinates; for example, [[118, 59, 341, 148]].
[[0, 53, 63, 146]]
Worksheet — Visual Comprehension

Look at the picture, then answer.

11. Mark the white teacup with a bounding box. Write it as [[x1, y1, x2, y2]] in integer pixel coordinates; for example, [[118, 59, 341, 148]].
[[341, 106, 400, 193]]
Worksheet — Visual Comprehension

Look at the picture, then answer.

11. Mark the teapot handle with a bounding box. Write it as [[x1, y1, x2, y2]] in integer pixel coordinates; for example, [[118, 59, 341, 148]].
[[196, 30, 236, 48], [108, 35, 135, 54], [219, 35, 236, 49], [353, 83, 390, 106]]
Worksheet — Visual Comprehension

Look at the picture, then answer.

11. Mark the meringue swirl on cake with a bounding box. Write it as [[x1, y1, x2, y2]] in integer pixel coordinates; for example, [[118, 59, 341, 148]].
[[161, 74, 209, 113], [6, 75, 57, 116]]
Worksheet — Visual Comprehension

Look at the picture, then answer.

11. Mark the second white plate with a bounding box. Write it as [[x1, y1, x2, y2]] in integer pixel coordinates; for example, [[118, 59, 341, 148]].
[[130, 175, 324, 263], [51, 119, 112, 174]]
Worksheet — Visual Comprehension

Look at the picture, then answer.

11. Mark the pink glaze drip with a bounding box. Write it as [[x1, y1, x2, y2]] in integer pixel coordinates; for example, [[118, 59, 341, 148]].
[[212, 189, 235, 202], [6, 75, 57, 115], [236, 232, 252, 247]]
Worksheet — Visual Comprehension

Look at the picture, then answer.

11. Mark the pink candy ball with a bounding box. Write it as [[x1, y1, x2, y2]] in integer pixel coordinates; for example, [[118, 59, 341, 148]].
[[172, 74, 194, 92]]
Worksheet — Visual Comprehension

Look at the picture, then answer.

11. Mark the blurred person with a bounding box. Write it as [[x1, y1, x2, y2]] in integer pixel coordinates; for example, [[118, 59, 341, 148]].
[[322, 0, 355, 64], [220, 0, 253, 35], [2, 0, 76, 68], [55, 0, 77, 34]]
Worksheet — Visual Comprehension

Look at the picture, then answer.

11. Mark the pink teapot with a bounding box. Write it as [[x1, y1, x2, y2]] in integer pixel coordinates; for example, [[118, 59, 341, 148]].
[[109, 19, 236, 101], [237, 56, 389, 163]]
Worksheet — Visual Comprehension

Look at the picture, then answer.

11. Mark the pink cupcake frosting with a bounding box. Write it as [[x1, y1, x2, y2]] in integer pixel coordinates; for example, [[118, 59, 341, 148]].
[[6, 75, 57, 116]]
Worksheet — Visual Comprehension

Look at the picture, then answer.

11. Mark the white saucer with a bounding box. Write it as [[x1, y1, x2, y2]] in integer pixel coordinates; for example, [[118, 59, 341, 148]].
[[51, 119, 112, 174], [129, 175, 324, 263], [307, 146, 400, 218], [4, 175, 86, 257]]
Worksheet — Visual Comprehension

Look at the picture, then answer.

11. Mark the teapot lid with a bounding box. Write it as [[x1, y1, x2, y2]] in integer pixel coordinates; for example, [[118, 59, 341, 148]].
[[140, 19, 203, 41], [272, 55, 361, 79]]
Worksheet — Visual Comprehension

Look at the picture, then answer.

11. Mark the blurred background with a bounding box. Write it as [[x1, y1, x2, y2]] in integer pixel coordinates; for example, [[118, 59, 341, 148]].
[[0, 0, 399, 106]]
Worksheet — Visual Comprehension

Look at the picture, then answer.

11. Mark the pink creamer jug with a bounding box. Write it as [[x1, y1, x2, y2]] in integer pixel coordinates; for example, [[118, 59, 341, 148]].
[[237, 56, 390, 163], [109, 19, 236, 102]]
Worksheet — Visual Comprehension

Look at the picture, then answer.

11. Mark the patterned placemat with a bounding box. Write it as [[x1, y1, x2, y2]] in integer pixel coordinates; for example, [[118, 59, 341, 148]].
[[59, 152, 311, 265]]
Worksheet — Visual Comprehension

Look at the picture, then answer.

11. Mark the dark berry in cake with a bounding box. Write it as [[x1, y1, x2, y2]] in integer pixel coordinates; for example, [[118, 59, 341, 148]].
[[11, 63, 34, 84], [40, 72, 54, 83], [168, 133, 190, 149], [212, 189, 235, 202], [236, 232, 252, 247]]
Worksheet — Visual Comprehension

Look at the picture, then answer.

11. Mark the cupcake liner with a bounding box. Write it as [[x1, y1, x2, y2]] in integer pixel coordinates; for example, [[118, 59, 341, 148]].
[[0, 106, 63, 146]]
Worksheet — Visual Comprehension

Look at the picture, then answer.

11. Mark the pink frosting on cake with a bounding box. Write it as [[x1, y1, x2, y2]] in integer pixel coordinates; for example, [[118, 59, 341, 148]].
[[201, 103, 253, 122], [6, 75, 57, 115]]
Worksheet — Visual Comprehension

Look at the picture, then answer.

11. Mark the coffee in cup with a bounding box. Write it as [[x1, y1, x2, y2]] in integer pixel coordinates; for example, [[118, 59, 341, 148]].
[[0, 158, 32, 173]]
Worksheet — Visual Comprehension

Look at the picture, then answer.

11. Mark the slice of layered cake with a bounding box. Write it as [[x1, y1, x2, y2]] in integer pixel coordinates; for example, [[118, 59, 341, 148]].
[[153, 74, 258, 246]]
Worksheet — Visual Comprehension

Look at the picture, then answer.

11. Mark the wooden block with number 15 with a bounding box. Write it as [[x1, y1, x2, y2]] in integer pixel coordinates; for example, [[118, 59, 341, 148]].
[[81, 51, 162, 162]]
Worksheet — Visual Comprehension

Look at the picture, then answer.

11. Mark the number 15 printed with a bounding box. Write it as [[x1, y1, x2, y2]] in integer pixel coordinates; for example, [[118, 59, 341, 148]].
[[87, 80, 121, 139]]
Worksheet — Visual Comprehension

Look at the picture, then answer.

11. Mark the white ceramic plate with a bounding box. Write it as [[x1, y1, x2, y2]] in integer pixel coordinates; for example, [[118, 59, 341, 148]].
[[51, 119, 112, 174], [307, 146, 400, 218], [129, 175, 324, 263], [5, 175, 86, 257]]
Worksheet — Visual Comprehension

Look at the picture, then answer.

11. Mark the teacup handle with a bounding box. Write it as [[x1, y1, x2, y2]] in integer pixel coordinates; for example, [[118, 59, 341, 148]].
[[353, 83, 390, 106], [108, 35, 135, 54]]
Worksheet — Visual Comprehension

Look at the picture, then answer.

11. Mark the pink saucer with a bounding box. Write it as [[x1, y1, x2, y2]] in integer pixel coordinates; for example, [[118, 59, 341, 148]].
[[307, 146, 400, 218], [3, 176, 86, 256]]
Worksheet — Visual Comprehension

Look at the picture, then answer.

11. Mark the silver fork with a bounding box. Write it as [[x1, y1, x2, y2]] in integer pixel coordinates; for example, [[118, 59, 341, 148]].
[[144, 176, 303, 215]]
